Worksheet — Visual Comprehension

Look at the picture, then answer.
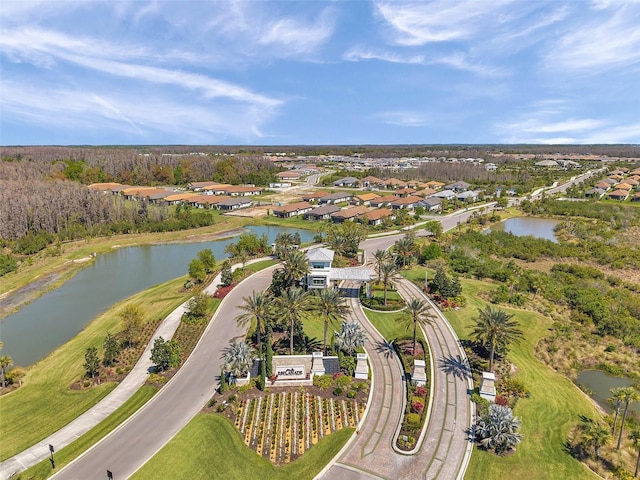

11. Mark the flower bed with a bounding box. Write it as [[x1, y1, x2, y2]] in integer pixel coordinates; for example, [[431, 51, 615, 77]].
[[220, 387, 366, 465], [212, 283, 236, 299]]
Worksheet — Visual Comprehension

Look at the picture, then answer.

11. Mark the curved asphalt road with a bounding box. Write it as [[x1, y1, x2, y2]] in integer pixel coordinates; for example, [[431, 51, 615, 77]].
[[52, 266, 278, 480]]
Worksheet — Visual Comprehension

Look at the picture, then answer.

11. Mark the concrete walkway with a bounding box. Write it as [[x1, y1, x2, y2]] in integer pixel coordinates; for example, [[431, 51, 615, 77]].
[[0, 258, 268, 479]]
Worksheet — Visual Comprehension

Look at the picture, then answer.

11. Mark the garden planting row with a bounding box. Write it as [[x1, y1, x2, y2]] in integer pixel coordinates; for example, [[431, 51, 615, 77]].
[[233, 391, 365, 464]]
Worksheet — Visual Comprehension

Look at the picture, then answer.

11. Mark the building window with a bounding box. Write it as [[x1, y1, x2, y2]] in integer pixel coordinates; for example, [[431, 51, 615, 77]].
[[311, 263, 325, 269], [312, 278, 325, 286]]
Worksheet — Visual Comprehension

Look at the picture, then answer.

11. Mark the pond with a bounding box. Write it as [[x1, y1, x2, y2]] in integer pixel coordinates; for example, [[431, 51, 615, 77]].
[[0, 225, 315, 367], [575, 370, 640, 416], [487, 217, 561, 243]]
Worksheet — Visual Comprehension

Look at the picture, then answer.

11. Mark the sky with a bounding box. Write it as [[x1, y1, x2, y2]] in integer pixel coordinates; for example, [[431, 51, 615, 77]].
[[1, 1, 639, 146]]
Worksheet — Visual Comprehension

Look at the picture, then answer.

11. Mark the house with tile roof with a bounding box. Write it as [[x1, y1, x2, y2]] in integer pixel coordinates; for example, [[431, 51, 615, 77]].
[[360, 175, 383, 188], [389, 195, 423, 210], [360, 208, 394, 225], [330, 205, 370, 223], [352, 193, 380, 206], [272, 201, 313, 218], [369, 195, 398, 207], [608, 189, 629, 201], [333, 176, 360, 187], [304, 204, 341, 220]]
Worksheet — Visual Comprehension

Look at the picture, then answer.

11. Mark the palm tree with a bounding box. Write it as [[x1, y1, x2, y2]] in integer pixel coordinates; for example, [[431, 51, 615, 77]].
[[282, 250, 310, 289], [379, 261, 398, 306], [222, 342, 256, 381], [470, 305, 523, 372], [275, 287, 313, 355], [403, 298, 435, 356], [373, 249, 392, 282], [617, 387, 640, 449], [582, 421, 611, 459], [394, 234, 417, 268], [311, 287, 349, 356], [0, 355, 13, 388], [609, 387, 626, 435], [476, 404, 523, 454], [235, 291, 272, 351], [629, 427, 640, 478], [334, 320, 367, 355], [275, 232, 295, 258]]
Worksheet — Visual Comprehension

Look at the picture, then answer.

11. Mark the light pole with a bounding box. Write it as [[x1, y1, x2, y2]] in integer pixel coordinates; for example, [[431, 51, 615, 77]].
[[48, 444, 55, 468]]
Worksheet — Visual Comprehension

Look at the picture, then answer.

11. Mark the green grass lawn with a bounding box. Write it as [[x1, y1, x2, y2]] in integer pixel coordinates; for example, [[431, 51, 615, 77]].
[[408, 270, 601, 480], [132, 414, 353, 480], [14, 386, 158, 480], [362, 308, 425, 344], [0, 277, 191, 461]]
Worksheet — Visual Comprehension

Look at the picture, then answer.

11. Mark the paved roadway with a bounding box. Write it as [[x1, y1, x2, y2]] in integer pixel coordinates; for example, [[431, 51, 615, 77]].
[[51, 266, 278, 480], [318, 235, 473, 480]]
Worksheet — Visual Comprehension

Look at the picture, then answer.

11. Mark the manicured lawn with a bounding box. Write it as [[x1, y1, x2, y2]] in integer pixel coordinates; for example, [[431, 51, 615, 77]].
[[362, 308, 425, 344], [0, 277, 191, 461], [14, 386, 158, 480], [430, 273, 601, 480], [132, 414, 353, 480]]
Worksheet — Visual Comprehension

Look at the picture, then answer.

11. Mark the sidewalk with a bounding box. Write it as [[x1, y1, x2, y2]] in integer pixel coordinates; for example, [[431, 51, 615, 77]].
[[0, 257, 268, 479]]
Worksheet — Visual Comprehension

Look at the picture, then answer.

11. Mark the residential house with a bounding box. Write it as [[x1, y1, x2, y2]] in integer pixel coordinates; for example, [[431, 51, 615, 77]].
[[352, 193, 380, 206], [225, 185, 263, 196], [389, 195, 422, 210], [414, 188, 437, 197], [616, 183, 633, 192], [394, 187, 417, 197], [272, 201, 313, 218], [608, 190, 629, 201], [269, 182, 292, 188], [369, 195, 398, 207], [630, 168, 640, 176], [217, 197, 252, 210], [444, 181, 471, 192], [424, 181, 445, 190], [595, 181, 612, 190], [360, 208, 394, 226], [626, 178, 639, 186], [162, 193, 200, 205], [330, 205, 370, 223], [88, 182, 124, 193], [148, 190, 174, 203], [188, 181, 219, 191], [319, 192, 352, 204], [457, 190, 480, 203], [333, 177, 360, 187], [305, 247, 334, 289], [632, 192, 640, 202], [304, 205, 341, 220], [535, 160, 559, 167], [360, 175, 383, 188], [277, 171, 303, 181], [485, 163, 498, 171], [302, 191, 329, 203], [205, 184, 233, 195], [432, 190, 457, 200], [419, 197, 442, 212], [383, 178, 407, 189], [585, 188, 606, 198], [110, 184, 132, 194]]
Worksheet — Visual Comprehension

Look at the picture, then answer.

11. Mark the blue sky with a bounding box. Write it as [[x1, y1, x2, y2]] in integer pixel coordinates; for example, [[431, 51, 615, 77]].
[[1, 1, 639, 146]]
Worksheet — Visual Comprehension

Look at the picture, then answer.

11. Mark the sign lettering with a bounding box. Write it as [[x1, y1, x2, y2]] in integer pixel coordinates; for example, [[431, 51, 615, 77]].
[[275, 365, 306, 380]]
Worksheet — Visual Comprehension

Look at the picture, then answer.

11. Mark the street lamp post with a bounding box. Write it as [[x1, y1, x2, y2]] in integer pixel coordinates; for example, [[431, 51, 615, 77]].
[[48, 444, 55, 469]]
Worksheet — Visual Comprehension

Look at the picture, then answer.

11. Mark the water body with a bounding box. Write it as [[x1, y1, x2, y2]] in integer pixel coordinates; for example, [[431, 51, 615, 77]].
[[488, 217, 561, 243], [575, 370, 640, 415], [1, 226, 314, 367]]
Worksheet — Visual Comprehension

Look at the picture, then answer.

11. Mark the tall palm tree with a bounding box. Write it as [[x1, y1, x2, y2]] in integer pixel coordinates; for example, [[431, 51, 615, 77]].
[[379, 261, 398, 306], [394, 234, 417, 268], [0, 355, 13, 388], [373, 249, 392, 281], [476, 404, 523, 454], [222, 342, 256, 381], [312, 287, 349, 356], [282, 250, 310, 289], [275, 232, 295, 258], [235, 290, 272, 351], [629, 427, 640, 478], [609, 387, 626, 435], [334, 320, 367, 355], [275, 287, 313, 355], [403, 298, 435, 356], [470, 305, 523, 372], [617, 387, 640, 449], [582, 421, 611, 459]]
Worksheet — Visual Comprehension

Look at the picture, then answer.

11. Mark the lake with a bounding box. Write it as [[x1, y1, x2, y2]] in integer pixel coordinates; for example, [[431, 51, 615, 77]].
[[488, 217, 561, 243], [575, 370, 640, 416], [0, 225, 315, 367]]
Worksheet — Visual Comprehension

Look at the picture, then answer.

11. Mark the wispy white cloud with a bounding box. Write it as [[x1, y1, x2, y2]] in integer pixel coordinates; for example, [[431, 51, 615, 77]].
[[377, 111, 430, 127], [374, 0, 514, 46], [1, 28, 282, 108], [343, 46, 424, 64], [258, 8, 335, 56], [1, 81, 273, 142], [545, 3, 640, 72]]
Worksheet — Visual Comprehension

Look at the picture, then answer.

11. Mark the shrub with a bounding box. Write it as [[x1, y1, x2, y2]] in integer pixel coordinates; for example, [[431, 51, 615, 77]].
[[415, 385, 427, 397], [228, 394, 237, 403], [411, 397, 424, 414], [313, 374, 332, 389], [333, 387, 344, 396], [208, 398, 217, 408], [335, 374, 352, 389], [495, 395, 509, 406], [406, 413, 421, 428], [346, 390, 357, 399]]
